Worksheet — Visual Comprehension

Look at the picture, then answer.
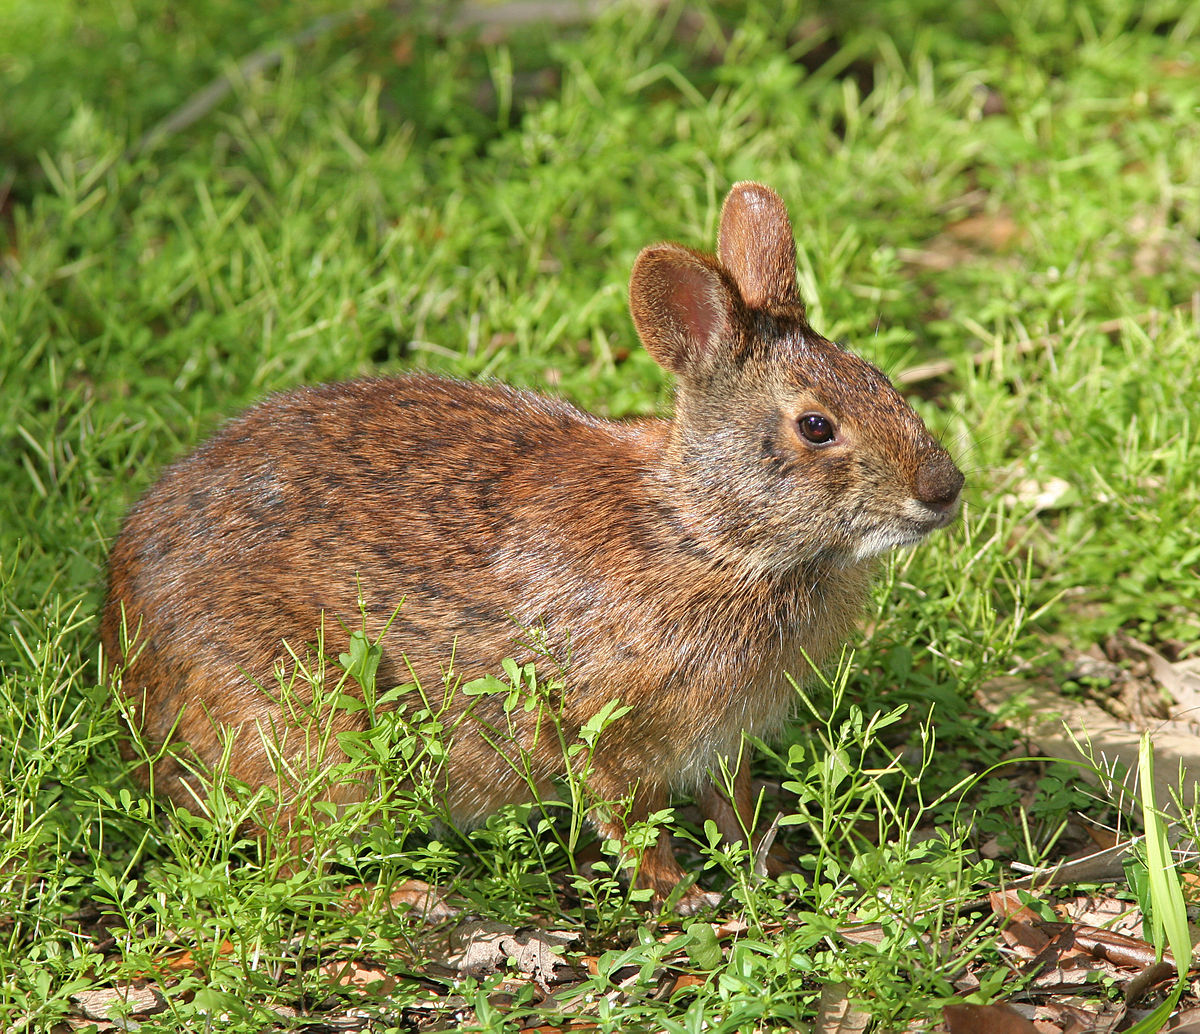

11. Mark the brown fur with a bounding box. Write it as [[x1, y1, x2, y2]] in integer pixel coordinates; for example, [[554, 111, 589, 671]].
[[101, 183, 963, 910]]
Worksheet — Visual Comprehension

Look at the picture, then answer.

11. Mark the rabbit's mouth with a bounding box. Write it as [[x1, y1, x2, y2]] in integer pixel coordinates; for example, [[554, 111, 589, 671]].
[[917, 499, 962, 532], [849, 500, 961, 561]]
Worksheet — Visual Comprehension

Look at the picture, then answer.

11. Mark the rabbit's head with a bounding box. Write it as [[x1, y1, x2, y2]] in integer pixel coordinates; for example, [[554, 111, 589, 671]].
[[630, 182, 963, 574]]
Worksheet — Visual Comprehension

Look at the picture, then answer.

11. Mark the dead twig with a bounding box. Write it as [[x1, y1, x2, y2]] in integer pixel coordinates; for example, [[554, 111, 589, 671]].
[[131, 10, 361, 158]]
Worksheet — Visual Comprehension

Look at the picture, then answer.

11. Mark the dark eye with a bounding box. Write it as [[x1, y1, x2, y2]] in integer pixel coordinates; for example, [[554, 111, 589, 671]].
[[797, 412, 836, 445]]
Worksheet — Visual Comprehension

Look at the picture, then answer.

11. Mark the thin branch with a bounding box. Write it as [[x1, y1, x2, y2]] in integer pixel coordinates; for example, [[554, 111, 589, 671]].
[[131, 10, 362, 158]]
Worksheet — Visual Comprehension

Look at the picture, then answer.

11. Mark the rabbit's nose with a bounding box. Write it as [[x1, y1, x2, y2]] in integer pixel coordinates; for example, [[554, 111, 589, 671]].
[[915, 456, 964, 510]]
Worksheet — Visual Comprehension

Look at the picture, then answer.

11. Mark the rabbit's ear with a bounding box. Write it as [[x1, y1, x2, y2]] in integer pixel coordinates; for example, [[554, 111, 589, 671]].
[[717, 182, 799, 311], [629, 244, 741, 375]]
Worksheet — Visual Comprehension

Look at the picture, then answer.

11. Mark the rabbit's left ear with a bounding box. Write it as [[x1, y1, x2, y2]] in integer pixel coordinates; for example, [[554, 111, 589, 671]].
[[717, 182, 799, 311], [629, 244, 741, 376]]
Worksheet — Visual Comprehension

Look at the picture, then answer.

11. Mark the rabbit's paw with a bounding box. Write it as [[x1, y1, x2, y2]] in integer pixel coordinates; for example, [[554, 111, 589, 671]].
[[670, 883, 724, 916]]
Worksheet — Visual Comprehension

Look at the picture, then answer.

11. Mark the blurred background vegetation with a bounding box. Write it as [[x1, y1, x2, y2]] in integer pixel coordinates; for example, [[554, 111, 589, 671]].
[[2, 0, 1199, 1027]]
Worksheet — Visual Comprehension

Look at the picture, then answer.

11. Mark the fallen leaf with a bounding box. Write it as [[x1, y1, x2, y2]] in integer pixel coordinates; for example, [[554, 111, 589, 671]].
[[340, 878, 459, 921], [945, 212, 1024, 250], [978, 676, 1200, 816], [989, 890, 1054, 954], [1056, 893, 1142, 936], [1027, 960, 1110, 993], [989, 889, 1042, 923], [1044, 998, 1124, 1034], [944, 1002, 1042, 1034], [1124, 960, 1178, 1006], [162, 938, 235, 972], [448, 921, 576, 989], [1075, 816, 1122, 850], [816, 982, 871, 1034], [1001, 919, 1054, 955], [714, 917, 751, 938], [669, 973, 708, 992], [1183, 873, 1200, 904], [70, 984, 167, 1021], [1120, 637, 1200, 717], [318, 957, 401, 994], [1071, 924, 1163, 969]]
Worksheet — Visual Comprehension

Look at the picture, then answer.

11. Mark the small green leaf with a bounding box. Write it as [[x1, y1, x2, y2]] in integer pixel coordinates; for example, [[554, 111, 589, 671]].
[[684, 921, 722, 970], [461, 674, 508, 696], [338, 629, 382, 692]]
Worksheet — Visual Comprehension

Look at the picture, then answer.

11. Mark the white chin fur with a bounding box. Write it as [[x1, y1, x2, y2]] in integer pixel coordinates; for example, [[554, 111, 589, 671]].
[[850, 499, 956, 562], [851, 528, 923, 562]]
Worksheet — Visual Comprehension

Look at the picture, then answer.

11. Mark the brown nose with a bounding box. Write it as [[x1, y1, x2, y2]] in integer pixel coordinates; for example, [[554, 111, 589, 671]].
[[915, 454, 965, 509]]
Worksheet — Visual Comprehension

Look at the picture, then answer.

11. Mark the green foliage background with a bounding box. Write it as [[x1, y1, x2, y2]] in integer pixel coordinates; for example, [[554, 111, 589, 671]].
[[2, 0, 1199, 1028]]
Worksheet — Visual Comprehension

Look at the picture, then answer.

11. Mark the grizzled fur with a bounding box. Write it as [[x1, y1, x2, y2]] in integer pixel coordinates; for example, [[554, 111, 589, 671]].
[[101, 183, 963, 910]]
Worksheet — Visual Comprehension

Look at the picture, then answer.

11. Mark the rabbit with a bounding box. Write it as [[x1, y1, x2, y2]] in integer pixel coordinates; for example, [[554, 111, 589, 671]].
[[101, 182, 964, 912]]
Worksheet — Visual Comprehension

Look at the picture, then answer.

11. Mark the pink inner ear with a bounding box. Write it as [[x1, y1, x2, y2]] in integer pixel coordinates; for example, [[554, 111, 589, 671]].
[[667, 265, 721, 348]]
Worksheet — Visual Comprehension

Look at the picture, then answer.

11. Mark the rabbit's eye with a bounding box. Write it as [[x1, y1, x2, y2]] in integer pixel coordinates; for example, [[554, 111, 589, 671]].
[[797, 412, 836, 445]]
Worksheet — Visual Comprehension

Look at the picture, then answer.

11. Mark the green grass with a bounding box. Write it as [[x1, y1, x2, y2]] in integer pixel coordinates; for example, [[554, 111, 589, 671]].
[[3, 0, 1200, 1029]]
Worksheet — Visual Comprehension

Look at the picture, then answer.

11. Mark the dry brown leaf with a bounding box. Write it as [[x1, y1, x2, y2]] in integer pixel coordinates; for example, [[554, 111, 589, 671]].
[[989, 889, 1041, 922], [944, 1002, 1042, 1034], [1165, 1005, 1200, 1033], [340, 877, 459, 921], [1028, 959, 1113, 992], [318, 957, 401, 994], [989, 890, 1054, 954], [1002, 920, 1054, 956], [945, 212, 1024, 250], [70, 984, 167, 1021], [1121, 637, 1200, 718], [1125, 960, 1178, 1006], [1071, 924, 1163, 970], [1183, 873, 1200, 904], [161, 938, 235, 973], [1030, 921, 1163, 969], [448, 921, 576, 988], [977, 676, 1200, 816], [1076, 817, 1122, 850], [1045, 998, 1125, 1034], [1055, 893, 1140, 935], [816, 982, 871, 1034], [669, 973, 708, 992], [837, 922, 887, 946], [714, 917, 752, 938]]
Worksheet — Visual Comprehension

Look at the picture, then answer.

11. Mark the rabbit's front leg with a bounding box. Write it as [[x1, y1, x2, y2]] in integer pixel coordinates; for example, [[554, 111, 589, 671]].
[[590, 779, 722, 913], [697, 764, 788, 878]]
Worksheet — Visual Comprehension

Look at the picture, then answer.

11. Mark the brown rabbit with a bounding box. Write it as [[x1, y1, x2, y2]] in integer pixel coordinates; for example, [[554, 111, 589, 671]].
[[101, 182, 963, 911]]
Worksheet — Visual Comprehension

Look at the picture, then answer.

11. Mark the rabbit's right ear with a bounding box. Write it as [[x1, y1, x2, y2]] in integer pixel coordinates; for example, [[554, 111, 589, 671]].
[[629, 244, 741, 376], [718, 182, 799, 311]]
